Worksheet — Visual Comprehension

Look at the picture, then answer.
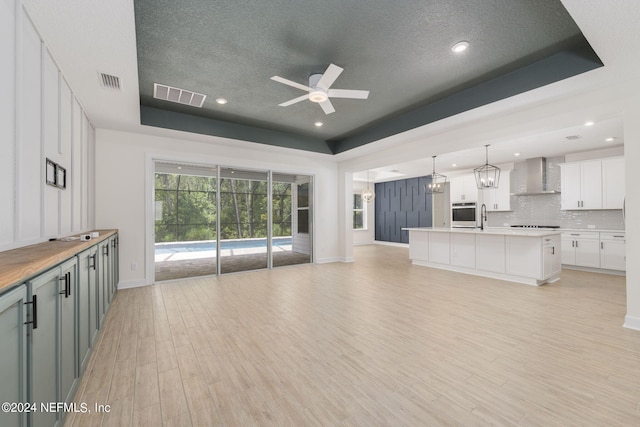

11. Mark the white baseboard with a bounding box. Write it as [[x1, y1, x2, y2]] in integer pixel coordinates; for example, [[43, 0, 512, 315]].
[[623, 315, 640, 331], [317, 256, 354, 263], [354, 241, 375, 246], [116, 279, 149, 290], [374, 240, 409, 248]]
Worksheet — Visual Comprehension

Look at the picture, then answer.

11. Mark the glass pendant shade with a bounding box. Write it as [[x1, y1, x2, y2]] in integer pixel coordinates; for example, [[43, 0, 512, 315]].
[[474, 144, 500, 189], [425, 155, 447, 194], [362, 170, 375, 202]]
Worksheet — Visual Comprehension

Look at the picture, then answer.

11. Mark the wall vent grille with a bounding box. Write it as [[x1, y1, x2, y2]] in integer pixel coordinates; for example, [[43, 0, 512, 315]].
[[565, 135, 581, 140], [153, 83, 206, 108], [100, 73, 121, 90]]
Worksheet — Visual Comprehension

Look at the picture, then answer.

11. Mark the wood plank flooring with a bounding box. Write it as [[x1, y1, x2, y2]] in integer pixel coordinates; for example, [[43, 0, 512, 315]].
[[65, 244, 640, 426]]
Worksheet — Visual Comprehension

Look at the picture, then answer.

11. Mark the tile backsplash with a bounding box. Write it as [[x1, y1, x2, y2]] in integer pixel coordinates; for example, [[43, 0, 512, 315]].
[[487, 156, 625, 230]]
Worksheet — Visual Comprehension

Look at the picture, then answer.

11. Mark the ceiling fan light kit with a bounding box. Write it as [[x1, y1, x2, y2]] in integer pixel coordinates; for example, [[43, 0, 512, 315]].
[[271, 63, 370, 115]]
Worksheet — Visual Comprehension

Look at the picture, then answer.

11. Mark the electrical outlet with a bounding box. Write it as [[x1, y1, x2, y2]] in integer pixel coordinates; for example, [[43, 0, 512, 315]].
[[131, 263, 137, 271]]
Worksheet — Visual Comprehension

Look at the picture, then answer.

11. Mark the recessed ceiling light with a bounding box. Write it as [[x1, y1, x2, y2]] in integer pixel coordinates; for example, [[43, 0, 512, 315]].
[[451, 41, 469, 53], [452, 163, 457, 167], [584, 121, 595, 126], [314, 121, 323, 127], [605, 137, 615, 142], [216, 98, 227, 105], [514, 152, 521, 157]]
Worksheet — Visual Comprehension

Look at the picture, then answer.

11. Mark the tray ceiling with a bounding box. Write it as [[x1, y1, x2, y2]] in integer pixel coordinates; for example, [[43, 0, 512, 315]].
[[134, 0, 602, 154]]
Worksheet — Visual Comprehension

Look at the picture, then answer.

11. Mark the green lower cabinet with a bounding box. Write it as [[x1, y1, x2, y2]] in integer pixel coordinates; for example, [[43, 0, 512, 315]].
[[28, 257, 78, 427], [0, 286, 28, 427], [78, 246, 98, 374]]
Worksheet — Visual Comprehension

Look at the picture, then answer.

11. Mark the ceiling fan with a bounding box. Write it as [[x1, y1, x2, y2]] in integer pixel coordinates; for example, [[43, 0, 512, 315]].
[[270, 63, 370, 115]]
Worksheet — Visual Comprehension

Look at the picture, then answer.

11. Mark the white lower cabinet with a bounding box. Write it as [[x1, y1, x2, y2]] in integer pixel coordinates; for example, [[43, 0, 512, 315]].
[[429, 231, 450, 264], [476, 234, 505, 273], [506, 234, 561, 280], [561, 232, 600, 268], [600, 232, 626, 271], [409, 231, 428, 262], [451, 233, 475, 268]]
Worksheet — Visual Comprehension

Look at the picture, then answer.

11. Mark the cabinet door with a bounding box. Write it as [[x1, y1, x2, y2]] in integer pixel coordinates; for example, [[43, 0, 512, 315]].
[[561, 237, 576, 265], [506, 236, 541, 278], [0, 286, 28, 427], [29, 269, 61, 427], [97, 241, 110, 327], [580, 160, 602, 210], [600, 239, 626, 271], [543, 236, 561, 278], [78, 247, 98, 372], [409, 231, 428, 262], [476, 234, 505, 273], [493, 171, 511, 211], [428, 232, 450, 265], [60, 258, 78, 407], [575, 238, 600, 268], [449, 177, 465, 203], [463, 175, 478, 203], [602, 157, 625, 209], [451, 233, 475, 268], [561, 163, 582, 210]]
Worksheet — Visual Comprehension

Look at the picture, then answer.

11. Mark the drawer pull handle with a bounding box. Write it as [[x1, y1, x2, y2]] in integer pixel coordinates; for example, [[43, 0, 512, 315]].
[[24, 295, 37, 329]]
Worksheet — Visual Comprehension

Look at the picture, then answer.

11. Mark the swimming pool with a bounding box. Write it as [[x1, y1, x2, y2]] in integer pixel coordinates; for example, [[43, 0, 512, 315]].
[[155, 237, 292, 262]]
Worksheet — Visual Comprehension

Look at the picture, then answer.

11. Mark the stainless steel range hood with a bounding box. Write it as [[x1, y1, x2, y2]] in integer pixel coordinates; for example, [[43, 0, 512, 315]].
[[511, 157, 560, 196]]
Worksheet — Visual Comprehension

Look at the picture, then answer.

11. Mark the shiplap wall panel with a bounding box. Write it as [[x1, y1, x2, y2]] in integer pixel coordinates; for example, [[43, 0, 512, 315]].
[[17, 11, 42, 242], [71, 98, 82, 231], [81, 113, 89, 230], [60, 79, 73, 234], [0, 0, 16, 247], [43, 48, 60, 238], [375, 176, 433, 243]]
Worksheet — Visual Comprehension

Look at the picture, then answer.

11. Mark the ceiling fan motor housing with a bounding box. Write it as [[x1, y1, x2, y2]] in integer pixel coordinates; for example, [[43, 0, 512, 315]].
[[308, 73, 328, 103]]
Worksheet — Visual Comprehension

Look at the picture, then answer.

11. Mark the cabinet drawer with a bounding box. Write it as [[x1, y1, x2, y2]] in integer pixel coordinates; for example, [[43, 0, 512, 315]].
[[562, 232, 599, 240], [600, 232, 625, 240]]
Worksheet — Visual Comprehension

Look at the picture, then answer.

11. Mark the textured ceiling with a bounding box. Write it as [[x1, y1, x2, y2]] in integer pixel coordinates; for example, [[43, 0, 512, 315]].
[[134, 0, 602, 154]]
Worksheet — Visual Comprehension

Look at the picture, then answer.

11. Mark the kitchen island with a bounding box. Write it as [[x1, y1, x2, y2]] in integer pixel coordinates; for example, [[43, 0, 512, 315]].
[[403, 227, 562, 285]]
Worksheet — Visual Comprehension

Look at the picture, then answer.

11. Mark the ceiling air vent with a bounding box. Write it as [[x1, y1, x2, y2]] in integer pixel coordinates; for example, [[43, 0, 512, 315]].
[[99, 72, 121, 90], [565, 135, 581, 140], [153, 83, 206, 108]]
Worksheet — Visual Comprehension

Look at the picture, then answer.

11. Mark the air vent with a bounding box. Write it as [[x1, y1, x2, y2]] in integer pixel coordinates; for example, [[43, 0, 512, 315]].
[[99, 72, 121, 90], [153, 83, 206, 108], [565, 135, 582, 140]]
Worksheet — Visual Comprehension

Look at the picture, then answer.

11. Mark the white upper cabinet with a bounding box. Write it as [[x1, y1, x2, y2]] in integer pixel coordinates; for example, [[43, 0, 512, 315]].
[[560, 159, 619, 210], [450, 174, 478, 203], [482, 170, 511, 212], [601, 157, 625, 209]]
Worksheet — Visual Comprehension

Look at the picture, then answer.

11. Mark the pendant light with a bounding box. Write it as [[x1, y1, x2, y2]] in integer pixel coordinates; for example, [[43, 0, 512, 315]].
[[361, 170, 375, 203], [474, 144, 500, 189], [425, 155, 447, 194]]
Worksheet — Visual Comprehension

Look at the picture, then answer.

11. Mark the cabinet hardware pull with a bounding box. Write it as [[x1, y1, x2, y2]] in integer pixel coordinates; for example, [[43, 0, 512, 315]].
[[89, 254, 96, 270], [552, 246, 555, 255], [104, 245, 109, 256], [24, 295, 37, 329], [67, 272, 71, 297], [613, 235, 624, 238], [59, 272, 70, 297], [576, 240, 578, 248], [572, 241, 574, 247], [570, 234, 579, 236]]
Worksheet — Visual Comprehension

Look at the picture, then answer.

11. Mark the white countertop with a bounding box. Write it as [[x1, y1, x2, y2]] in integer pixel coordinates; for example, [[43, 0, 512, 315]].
[[402, 227, 561, 237]]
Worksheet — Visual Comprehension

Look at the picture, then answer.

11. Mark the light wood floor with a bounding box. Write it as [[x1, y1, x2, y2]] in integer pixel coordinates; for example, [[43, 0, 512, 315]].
[[66, 245, 640, 426]]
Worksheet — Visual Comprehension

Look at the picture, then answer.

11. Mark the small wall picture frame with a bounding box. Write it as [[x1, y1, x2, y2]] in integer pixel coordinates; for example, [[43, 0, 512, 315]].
[[56, 165, 66, 189], [46, 159, 57, 187]]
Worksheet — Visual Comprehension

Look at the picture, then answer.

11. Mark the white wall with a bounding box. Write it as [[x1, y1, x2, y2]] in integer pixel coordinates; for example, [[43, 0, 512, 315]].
[[0, 3, 95, 251], [352, 180, 375, 245], [94, 129, 339, 288]]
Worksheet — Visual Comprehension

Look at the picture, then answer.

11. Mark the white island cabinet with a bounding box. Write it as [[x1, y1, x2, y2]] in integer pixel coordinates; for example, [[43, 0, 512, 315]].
[[404, 227, 561, 286]]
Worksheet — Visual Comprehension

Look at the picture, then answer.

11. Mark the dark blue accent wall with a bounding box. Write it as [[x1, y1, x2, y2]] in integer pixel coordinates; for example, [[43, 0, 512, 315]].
[[375, 177, 433, 243]]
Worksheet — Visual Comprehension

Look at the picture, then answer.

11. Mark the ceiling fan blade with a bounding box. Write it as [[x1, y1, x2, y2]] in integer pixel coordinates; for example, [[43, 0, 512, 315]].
[[328, 89, 370, 99], [278, 94, 309, 107], [316, 63, 343, 90], [319, 99, 335, 115], [271, 76, 310, 92]]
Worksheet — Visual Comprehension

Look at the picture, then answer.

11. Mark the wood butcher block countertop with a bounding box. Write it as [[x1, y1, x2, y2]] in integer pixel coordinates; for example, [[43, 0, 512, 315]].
[[0, 229, 118, 292]]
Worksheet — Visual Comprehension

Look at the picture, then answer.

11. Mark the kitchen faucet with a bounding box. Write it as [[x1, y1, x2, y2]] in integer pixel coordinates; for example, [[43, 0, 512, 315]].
[[480, 203, 487, 230]]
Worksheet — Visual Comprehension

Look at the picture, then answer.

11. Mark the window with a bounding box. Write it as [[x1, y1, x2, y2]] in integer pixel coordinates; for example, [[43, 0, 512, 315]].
[[353, 193, 367, 230]]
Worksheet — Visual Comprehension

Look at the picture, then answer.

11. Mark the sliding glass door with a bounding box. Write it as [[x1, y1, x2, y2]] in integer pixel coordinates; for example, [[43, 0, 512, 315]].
[[153, 162, 312, 281], [154, 163, 217, 281], [219, 168, 268, 274]]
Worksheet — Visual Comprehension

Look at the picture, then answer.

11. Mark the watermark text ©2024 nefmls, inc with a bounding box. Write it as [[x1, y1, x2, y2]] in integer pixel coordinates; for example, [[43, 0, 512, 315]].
[[2, 401, 111, 414]]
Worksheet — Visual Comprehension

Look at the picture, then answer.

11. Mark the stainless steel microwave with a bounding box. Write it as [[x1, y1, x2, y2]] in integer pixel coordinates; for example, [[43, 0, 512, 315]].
[[451, 202, 476, 228]]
